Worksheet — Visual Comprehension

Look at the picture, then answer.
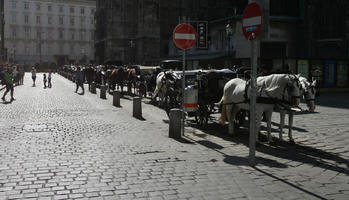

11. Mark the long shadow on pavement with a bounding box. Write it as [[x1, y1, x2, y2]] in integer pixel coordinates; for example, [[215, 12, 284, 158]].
[[187, 121, 349, 176]]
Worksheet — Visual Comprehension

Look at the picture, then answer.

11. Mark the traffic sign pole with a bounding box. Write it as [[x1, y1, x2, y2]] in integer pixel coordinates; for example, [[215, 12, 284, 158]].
[[242, 1, 262, 167], [173, 20, 197, 137], [182, 49, 186, 136], [249, 36, 257, 167]]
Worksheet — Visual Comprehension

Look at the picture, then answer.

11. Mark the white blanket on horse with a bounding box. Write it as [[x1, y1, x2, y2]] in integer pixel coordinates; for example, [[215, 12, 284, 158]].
[[220, 74, 301, 143]]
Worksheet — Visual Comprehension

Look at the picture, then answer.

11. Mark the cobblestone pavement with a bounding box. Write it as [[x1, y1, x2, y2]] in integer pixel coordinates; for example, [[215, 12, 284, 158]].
[[0, 73, 348, 200]]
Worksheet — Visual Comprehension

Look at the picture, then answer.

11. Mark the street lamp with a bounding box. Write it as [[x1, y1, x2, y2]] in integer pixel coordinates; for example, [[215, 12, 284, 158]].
[[226, 21, 233, 37]]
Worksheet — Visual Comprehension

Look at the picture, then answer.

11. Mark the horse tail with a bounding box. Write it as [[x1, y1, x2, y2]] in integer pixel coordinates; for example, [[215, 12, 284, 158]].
[[220, 96, 227, 124]]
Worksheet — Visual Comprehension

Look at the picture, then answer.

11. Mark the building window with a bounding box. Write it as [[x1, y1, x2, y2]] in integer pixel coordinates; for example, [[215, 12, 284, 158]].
[[48, 4, 52, 11], [12, 28, 17, 38], [80, 30, 85, 41], [90, 18, 94, 25], [36, 3, 40, 11], [81, 7, 85, 15], [24, 27, 30, 38], [70, 6, 74, 13], [24, 14, 29, 24], [270, 0, 299, 17], [80, 18, 85, 26], [12, 14, 16, 23], [59, 30, 63, 39], [71, 32, 75, 40], [91, 8, 95, 15], [59, 5, 63, 12], [12, 1, 16, 9], [70, 44, 74, 54], [24, 2, 29, 10], [48, 16, 52, 25], [59, 16, 63, 25], [70, 17, 75, 26], [25, 44, 30, 54], [36, 16, 41, 24], [36, 30, 41, 39], [91, 31, 94, 40]]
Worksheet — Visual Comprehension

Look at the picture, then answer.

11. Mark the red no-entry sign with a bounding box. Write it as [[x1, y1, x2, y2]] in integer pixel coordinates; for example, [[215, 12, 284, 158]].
[[242, 2, 262, 40], [173, 24, 197, 50]]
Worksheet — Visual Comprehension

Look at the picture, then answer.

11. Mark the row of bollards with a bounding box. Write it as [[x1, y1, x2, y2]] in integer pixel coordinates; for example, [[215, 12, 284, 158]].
[[89, 82, 143, 120], [83, 80, 182, 140]]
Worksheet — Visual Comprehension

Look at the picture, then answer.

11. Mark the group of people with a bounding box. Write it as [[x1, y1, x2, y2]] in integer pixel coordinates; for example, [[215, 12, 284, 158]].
[[0, 64, 55, 102], [31, 67, 53, 89], [0, 64, 24, 102]]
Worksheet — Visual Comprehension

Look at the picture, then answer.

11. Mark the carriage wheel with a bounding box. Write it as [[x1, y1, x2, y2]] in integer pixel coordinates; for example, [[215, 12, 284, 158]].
[[234, 110, 246, 127], [195, 105, 209, 126]]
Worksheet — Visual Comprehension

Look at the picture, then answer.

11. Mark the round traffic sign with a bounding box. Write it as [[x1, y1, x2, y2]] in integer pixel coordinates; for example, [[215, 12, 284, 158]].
[[242, 2, 262, 40], [173, 24, 197, 50]]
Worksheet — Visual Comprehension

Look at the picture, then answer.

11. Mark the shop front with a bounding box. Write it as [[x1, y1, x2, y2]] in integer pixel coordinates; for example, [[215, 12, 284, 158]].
[[323, 60, 337, 87], [337, 61, 348, 87]]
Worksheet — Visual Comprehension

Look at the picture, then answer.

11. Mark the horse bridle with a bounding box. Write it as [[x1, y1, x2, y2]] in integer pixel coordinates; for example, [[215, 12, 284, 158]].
[[282, 75, 302, 103], [304, 85, 316, 103]]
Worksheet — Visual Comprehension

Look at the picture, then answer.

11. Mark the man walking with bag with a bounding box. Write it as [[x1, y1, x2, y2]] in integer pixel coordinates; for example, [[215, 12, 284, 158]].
[[1, 66, 15, 102]]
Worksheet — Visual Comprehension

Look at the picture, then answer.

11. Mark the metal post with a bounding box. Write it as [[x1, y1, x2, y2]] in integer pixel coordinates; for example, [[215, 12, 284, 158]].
[[39, 33, 42, 66], [249, 35, 257, 167], [182, 49, 186, 136], [0, 0, 4, 62], [181, 16, 186, 137]]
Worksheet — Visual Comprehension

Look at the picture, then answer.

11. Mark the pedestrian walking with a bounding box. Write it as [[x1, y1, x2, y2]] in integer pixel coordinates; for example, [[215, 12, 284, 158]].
[[31, 67, 37, 87], [1, 66, 15, 102], [0, 65, 5, 85], [75, 66, 84, 94], [43, 74, 47, 89], [12, 66, 18, 85], [48, 70, 52, 88]]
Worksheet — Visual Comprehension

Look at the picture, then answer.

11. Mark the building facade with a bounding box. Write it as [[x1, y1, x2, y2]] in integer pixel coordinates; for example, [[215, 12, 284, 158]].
[[95, 0, 349, 88], [4, 0, 95, 68], [95, 0, 160, 65]]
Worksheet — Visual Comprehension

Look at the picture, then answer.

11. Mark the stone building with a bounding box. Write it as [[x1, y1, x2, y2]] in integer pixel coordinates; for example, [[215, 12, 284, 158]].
[[4, 0, 95, 68], [95, 0, 160, 65], [95, 0, 348, 87]]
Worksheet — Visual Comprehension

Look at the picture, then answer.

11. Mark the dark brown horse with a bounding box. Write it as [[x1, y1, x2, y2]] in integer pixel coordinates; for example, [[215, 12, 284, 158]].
[[127, 68, 138, 94], [108, 67, 127, 93]]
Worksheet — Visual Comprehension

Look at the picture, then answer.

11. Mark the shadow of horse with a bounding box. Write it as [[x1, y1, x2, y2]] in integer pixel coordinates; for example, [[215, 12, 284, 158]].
[[186, 121, 349, 175]]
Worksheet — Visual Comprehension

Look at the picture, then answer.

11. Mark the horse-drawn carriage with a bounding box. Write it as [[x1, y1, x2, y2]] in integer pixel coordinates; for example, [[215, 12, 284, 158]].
[[154, 68, 241, 126], [184, 69, 240, 126]]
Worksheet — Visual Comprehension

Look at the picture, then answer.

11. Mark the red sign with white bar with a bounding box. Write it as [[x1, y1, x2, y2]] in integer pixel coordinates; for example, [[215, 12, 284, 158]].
[[173, 24, 197, 50], [242, 2, 262, 40]]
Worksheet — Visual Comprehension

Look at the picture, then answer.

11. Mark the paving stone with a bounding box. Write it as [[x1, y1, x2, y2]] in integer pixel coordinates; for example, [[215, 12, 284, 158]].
[[0, 74, 347, 200]]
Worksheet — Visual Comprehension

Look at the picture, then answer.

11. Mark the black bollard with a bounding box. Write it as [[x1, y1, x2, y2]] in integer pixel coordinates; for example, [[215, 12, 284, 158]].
[[91, 82, 96, 94], [133, 97, 142, 119], [113, 91, 121, 107], [100, 85, 107, 99], [169, 109, 183, 139]]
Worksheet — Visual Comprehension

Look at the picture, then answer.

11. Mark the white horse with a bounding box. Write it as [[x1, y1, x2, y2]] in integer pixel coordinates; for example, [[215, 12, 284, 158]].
[[278, 77, 317, 142], [152, 71, 180, 106], [219, 74, 301, 143]]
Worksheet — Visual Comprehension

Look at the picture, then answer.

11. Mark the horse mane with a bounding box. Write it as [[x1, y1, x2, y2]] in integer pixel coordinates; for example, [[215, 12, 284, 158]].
[[299, 76, 310, 89]]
